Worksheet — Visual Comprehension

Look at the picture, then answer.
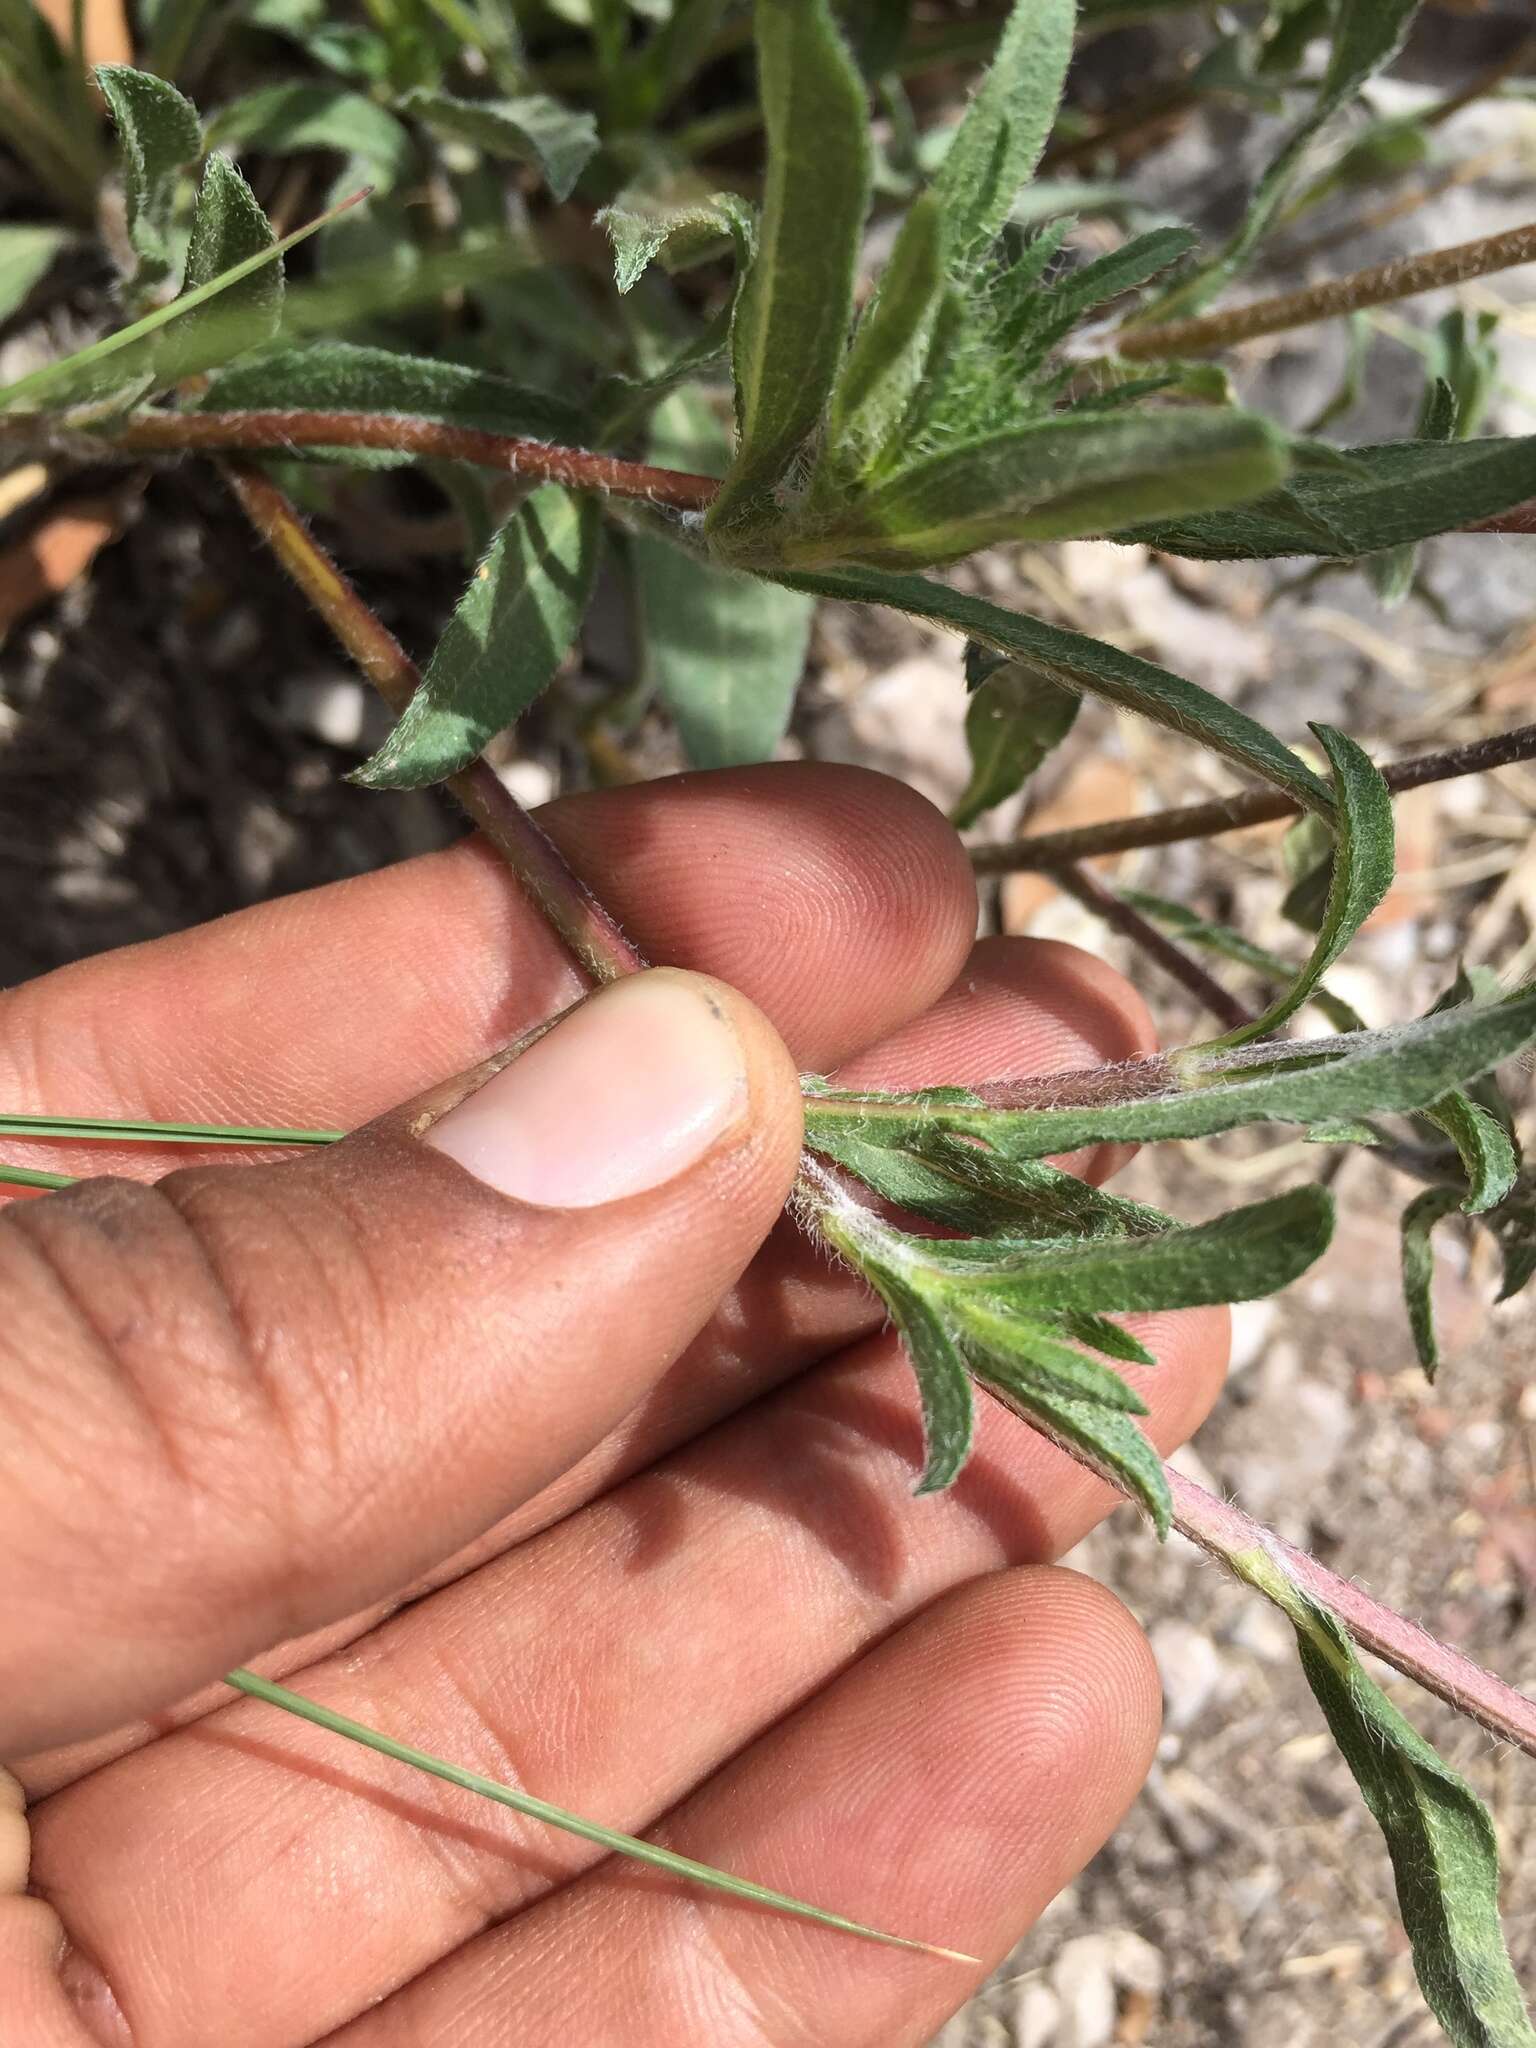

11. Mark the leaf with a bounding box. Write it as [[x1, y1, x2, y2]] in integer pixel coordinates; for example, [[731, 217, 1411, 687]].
[[902, 1185, 1334, 1313], [823, 186, 945, 476], [972, 1357, 1172, 1534], [705, 0, 871, 534], [156, 153, 280, 386], [403, 88, 598, 203], [1265, 1589, 1536, 2048], [1421, 1093, 1518, 1215], [96, 64, 203, 298], [598, 189, 754, 294], [1201, 725, 1392, 1050], [1491, 1176, 1536, 1305], [1015, 224, 1197, 367], [803, 981, 1536, 1161], [207, 83, 414, 195], [961, 1310, 1150, 1412], [780, 568, 1334, 815], [1120, 887, 1367, 1033], [354, 486, 599, 789], [924, 0, 1075, 279], [0, 188, 362, 412], [1400, 1185, 1466, 1377], [223, 1669, 969, 1962], [1113, 435, 1536, 562], [1142, 0, 1424, 319], [789, 408, 1291, 569], [953, 658, 1079, 830], [201, 340, 585, 453], [0, 224, 69, 321]]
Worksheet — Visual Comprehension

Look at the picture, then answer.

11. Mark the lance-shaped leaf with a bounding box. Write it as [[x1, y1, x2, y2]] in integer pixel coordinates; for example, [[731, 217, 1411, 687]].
[[1252, 1574, 1536, 2048], [1140, 0, 1424, 321], [202, 340, 585, 451], [1015, 224, 1196, 373], [823, 187, 945, 474], [788, 408, 1291, 569], [706, 0, 871, 535], [1200, 726, 1392, 1051], [961, 1310, 1150, 1412], [803, 982, 1536, 1161], [208, 84, 413, 195], [403, 89, 599, 203], [156, 154, 280, 386], [1120, 888, 1367, 1033], [1112, 435, 1536, 562], [97, 65, 203, 299], [1400, 1185, 1466, 1377], [598, 189, 755, 294], [0, 224, 69, 323], [354, 487, 599, 789], [953, 654, 1079, 830], [1052, 1309, 1156, 1369], [781, 569, 1333, 814], [972, 1354, 1171, 1534]]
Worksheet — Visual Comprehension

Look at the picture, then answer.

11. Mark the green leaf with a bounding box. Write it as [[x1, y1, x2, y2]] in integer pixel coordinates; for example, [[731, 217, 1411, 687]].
[[201, 340, 585, 454], [156, 154, 281, 385], [598, 190, 754, 294], [0, 224, 69, 322], [1421, 1093, 1518, 1215], [1120, 887, 1367, 1032], [1491, 1176, 1536, 1305], [953, 658, 1079, 829], [223, 1668, 968, 1962], [207, 83, 414, 195], [1254, 1584, 1536, 2048], [1200, 726, 1392, 1050], [1400, 1185, 1465, 1377], [403, 89, 599, 203], [1054, 1309, 1157, 1369], [1015, 224, 1197, 367], [705, 0, 871, 534], [961, 1311, 1150, 1412], [781, 569, 1334, 814], [790, 408, 1291, 569], [972, 1358, 1172, 1534], [353, 486, 599, 789], [1142, 0, 1424, 319], [824, 188, 945, 473], [803, 982, 1536, 1160], [924, 0, 1075, 278], [1113, 435, 1536, 562], [97, 65, 203, 299]]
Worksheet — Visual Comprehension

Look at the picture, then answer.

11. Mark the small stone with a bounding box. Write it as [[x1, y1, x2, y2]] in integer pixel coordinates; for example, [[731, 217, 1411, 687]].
[[1012, 1978, 1061, 2048], [498, 756, 556, 808], [1052, 1935, 1119, 2048], [1149, 1619, 1229, 1733], [1107, 1930, 1165, 1997]]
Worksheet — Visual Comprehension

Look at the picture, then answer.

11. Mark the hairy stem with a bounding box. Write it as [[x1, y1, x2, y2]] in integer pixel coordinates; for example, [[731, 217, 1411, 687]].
[[1117, 218, 1536, 360], [38, 411, 724, 512], [1049, 861, 1256, 1031], [973, 722, 1536, 872], [222, 462, 644, 984]]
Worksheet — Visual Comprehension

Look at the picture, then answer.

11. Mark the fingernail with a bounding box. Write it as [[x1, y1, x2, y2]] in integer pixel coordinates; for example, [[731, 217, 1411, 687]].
[[0, 1768, 28, 1893], [425, 970, 750, 1208]]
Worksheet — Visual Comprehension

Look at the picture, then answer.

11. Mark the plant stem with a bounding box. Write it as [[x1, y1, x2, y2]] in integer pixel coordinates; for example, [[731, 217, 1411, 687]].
[[1164, 1464, 1536, 1760], [112, 412, 722, 512], [972, 722, 1536, 872], [1117, 218, 1536, 360], [222, 462, 644, 985], [1049, 861, 1256, 1032]]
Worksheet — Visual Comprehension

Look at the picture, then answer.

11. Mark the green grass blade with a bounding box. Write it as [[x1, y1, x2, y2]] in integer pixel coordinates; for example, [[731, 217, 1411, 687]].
[[0, 1163, 77, 1190], [0, 186, 370, 410], [223, 1668, 976, 1963], [0, 1112, 343, 1146]]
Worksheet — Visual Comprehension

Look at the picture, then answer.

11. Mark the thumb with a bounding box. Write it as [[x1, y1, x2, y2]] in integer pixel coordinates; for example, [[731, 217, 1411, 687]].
[[0, 969, 803, 1755]]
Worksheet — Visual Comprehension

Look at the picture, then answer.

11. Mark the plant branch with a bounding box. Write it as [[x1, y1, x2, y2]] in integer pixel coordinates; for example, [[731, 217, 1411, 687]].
[[1048, 861, 1256, 1031], [221, 462, 645, 984], [972, 722, 1536, 872], [111, 410, 723, 511], [1117, 218, 1536, 360]]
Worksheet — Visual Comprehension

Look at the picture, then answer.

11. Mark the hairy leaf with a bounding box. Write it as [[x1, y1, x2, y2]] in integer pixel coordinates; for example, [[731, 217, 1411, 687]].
[[1113, 436, 1536, 562], [598, 189, 754, 293], [973, 1358, 1171, 1534], [97, 65, 203, 299], [706, 0, 871, 532], [793, 408, 1291, 568], [953, 658, 1079, 829], [803, 983, 1536, 1160], [202, 340, 585, 451], [1201, 726, 1392, 1050], [208, 83, 413, 194], [1269, 1585, 1536, 2048], [1400, 1185, 1465, 1377], [824, 187, 945, 475], [1421, 1093, 1518, 1215], [354, 487, 598, 788], [158, 154, 280, 385], [782, 569, 1333, 813], [403, 89, 598, 202]]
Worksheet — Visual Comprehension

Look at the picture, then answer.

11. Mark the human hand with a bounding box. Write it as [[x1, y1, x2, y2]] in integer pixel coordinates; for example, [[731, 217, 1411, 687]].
[[0, 764, 1228, 2047]]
